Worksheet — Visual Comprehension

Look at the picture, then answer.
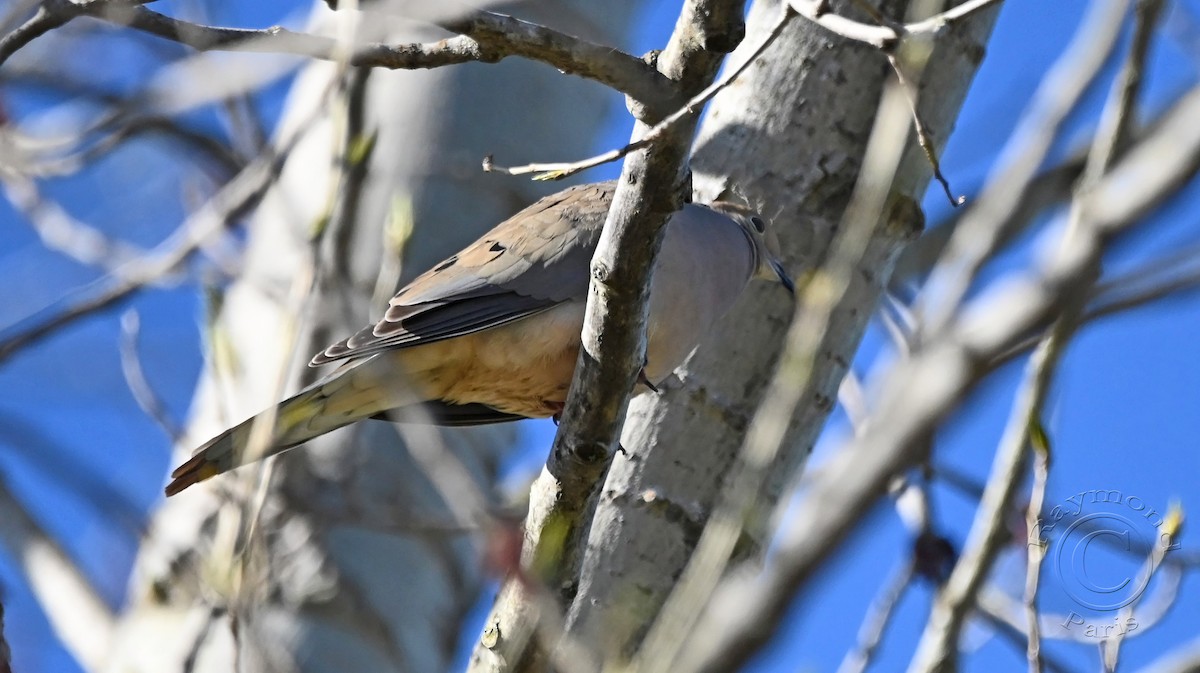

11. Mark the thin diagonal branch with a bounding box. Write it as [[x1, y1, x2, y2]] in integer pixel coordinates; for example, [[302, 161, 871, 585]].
[[838, 560, 917, 673]]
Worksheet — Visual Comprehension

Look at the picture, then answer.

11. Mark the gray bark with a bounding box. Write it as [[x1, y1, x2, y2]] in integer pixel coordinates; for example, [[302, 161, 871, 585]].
[[106, 3, 643, 672], [561, 0, 1001, 657]]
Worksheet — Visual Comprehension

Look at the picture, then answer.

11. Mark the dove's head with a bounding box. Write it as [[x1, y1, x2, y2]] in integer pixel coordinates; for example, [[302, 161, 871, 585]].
[[712, 203, 794, 296]]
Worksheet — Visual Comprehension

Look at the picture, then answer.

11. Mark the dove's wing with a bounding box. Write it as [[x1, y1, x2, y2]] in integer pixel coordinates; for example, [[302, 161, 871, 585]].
[[311, 181, 613, 366]]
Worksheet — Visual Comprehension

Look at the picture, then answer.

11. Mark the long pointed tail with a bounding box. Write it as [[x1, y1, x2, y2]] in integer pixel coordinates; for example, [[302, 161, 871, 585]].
[[165, 368, 395, 496]]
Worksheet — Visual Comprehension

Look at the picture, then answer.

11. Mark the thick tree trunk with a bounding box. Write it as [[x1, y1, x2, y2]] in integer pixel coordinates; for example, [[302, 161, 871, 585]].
[[561, 0, 1001, 658], [105, 3, 643, 672]]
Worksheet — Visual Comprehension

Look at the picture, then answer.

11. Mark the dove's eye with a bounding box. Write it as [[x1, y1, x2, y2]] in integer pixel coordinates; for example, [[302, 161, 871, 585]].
[[750, 216, 766, 233]]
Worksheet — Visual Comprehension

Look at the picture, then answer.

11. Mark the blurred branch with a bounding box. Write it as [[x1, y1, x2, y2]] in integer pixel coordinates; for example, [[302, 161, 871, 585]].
[[0, 110, 312, 365], [670, 72, 1200, 673], [0, 476, 114, 670], [893, 64, 1179, 291], [838, 560, 916, 673], [985, 240, 1200, 367], [0, 3, 677, 117], [788, 0, 1004, 50], [1102, 506, 1184, 671], [910, 318, 1079, 673], [973, 599, 1083, 673], [979, 555, 1185, 647], [119, 309, 185, 443], [0, 67, 246, 177]]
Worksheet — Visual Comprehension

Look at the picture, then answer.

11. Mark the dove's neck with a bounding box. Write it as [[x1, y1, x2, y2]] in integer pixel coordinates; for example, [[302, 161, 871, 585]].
[[641, 206, 756, 382]]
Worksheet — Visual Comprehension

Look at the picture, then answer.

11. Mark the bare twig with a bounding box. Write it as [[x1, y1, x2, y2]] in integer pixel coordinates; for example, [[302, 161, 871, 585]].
[[119, 310, 184, 442], [0, 0, 105, 67], [1022, 422, 1051, 673], [886, 53, 962, 207], [786, 0, 1004, 204], [1101, 506, 1185, 671], [485, 8, 793, 180], [0, 0, 42, 38], [788, 0, 1006, 50], [838, 561, 917, 673]]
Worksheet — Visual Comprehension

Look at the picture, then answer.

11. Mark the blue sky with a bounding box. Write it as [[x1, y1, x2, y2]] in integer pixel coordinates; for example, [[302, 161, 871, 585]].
[[1, 0, 1198, 671]]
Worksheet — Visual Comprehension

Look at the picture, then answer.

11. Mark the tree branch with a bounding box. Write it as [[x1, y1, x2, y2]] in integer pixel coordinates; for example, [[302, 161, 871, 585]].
[[0, 3, 679, 118], [468, 2, 747, 671]]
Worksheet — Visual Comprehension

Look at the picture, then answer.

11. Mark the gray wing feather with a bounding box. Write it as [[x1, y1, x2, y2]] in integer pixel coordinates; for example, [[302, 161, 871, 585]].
[[311, 182, 612, 366]]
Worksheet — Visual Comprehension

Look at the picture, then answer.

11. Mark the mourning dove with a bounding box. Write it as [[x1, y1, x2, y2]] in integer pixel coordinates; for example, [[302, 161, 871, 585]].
[[166, 181, 792, 496]]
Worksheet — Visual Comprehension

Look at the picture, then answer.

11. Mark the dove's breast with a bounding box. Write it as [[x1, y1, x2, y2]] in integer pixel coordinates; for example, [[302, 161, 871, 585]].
[[393, 300, 586, 418]]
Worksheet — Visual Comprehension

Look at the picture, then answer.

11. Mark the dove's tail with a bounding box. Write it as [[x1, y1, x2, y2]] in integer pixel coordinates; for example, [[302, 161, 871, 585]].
[[164, 381, 372, 496], [164, 361, 527, 496]]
